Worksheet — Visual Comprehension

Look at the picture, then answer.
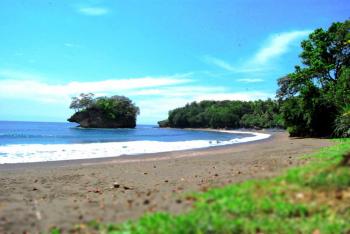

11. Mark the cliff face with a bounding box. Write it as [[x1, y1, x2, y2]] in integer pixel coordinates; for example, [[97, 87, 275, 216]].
[[68, 107, 136, 128]]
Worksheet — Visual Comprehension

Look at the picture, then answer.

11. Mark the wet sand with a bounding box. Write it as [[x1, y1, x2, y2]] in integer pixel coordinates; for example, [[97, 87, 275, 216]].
[[0, 131, 332, 233]]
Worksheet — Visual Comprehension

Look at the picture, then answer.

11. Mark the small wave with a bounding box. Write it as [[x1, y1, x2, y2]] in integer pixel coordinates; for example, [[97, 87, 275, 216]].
[[0, 131, 270, 164], [0, 133, 57, 138]]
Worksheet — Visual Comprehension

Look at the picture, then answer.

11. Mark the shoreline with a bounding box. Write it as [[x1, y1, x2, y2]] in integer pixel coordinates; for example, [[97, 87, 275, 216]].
[[0, 131, 333, 233], [0, 128, 271, 165], [0, 130, 273, 171]]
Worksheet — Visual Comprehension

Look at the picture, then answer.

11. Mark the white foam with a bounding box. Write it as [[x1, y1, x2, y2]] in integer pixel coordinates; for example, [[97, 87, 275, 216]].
[[0, 130, 270, 164]]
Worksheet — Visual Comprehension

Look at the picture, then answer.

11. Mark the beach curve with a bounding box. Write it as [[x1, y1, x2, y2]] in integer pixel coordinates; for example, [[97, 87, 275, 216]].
[[0, 129, 270, 164]]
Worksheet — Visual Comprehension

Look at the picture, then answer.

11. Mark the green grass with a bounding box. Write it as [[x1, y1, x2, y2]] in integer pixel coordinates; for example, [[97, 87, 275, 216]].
[[55, 139, 350, 234]]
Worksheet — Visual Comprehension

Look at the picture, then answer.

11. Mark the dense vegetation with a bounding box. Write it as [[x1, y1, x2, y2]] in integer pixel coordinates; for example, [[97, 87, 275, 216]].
[[277, 20, 350, 137], [68, 93, 140, 128], [158, 99, 284, 129], [52, 138, 350, 234], [159, 20, 349, 137]]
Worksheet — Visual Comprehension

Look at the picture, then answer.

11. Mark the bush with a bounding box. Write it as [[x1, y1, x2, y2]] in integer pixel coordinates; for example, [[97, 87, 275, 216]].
[[334, 106, 350, 137]]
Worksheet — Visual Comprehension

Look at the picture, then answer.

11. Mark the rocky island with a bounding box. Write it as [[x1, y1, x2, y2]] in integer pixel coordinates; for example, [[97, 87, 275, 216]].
[[68, 93, 140, 128]]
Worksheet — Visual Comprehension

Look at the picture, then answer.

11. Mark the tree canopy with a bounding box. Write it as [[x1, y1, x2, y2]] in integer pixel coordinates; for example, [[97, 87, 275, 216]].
[[69, 93, 95, 112], [277, 20, 349, 137]]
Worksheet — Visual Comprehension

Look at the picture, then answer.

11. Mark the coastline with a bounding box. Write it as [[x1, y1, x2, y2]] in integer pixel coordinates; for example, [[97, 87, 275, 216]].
[[0, 129, 272, 170], [0, 128, 270, 165], [0, 131, 333, 233]]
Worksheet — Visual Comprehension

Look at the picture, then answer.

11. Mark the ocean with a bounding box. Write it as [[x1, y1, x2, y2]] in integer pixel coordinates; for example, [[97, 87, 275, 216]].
[[0, 121, 269, 164]]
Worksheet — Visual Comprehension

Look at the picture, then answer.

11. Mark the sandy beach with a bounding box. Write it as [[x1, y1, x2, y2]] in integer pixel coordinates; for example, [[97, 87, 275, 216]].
[[0, 131, 332, 233]]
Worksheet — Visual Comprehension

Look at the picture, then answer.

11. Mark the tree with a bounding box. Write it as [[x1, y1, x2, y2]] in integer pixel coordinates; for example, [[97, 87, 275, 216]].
[[277, 20, 350, 137], [69, 93, 95, 112]]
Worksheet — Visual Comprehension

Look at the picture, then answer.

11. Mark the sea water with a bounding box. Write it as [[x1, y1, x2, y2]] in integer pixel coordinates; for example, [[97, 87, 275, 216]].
[[0, 121, 270, 163]]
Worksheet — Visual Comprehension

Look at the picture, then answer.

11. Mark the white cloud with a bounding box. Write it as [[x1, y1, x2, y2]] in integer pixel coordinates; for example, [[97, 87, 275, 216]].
[[203, 55, 271, 74], [64, 43, 82, 48], [0, 71, 192, 104], [237, 78, 264, 83], [64, 43, 74, 47], [252, 30, 311, 64], [194, 91, 273, 102], [202, 55, 236, 72], [137, 98, 191, 122], [78, 7, 109, 16], [137, 91, 274, 123], [203, 30, 311, 74], [0, 70, 276, 123], [130, 86, 227, 97]]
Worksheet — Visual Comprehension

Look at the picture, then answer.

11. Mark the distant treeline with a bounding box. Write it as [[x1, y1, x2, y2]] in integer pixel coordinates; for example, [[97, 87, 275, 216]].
[[158, 99, 284, 129]]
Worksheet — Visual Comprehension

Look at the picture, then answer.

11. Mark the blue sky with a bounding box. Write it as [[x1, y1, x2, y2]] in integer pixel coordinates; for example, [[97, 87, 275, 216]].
[[0, 0, 349, 124]]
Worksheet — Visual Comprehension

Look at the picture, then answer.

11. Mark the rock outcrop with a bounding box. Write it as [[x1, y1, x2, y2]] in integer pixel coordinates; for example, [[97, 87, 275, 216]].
[[68, 107, 136, 128]]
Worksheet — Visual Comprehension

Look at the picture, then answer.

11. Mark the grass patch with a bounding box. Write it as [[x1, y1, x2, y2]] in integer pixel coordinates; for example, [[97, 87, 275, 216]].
[[54, 139, 350, 234]]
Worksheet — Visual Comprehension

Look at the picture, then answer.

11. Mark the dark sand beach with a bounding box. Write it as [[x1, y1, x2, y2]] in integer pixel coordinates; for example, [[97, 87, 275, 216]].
[[0, 131, 332, 233]]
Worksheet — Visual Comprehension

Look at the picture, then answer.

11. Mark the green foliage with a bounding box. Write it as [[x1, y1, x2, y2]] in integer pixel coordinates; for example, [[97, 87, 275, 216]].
[[277, 20, 350, 137], [160, 99, 284, 129], [73, 139, 350, 234], [50, 227, 61, 234], [94, 95, 140, 121], [68, 93, 140, 128], [69, 93, 95, 112], [334, 105, 350, 137]]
